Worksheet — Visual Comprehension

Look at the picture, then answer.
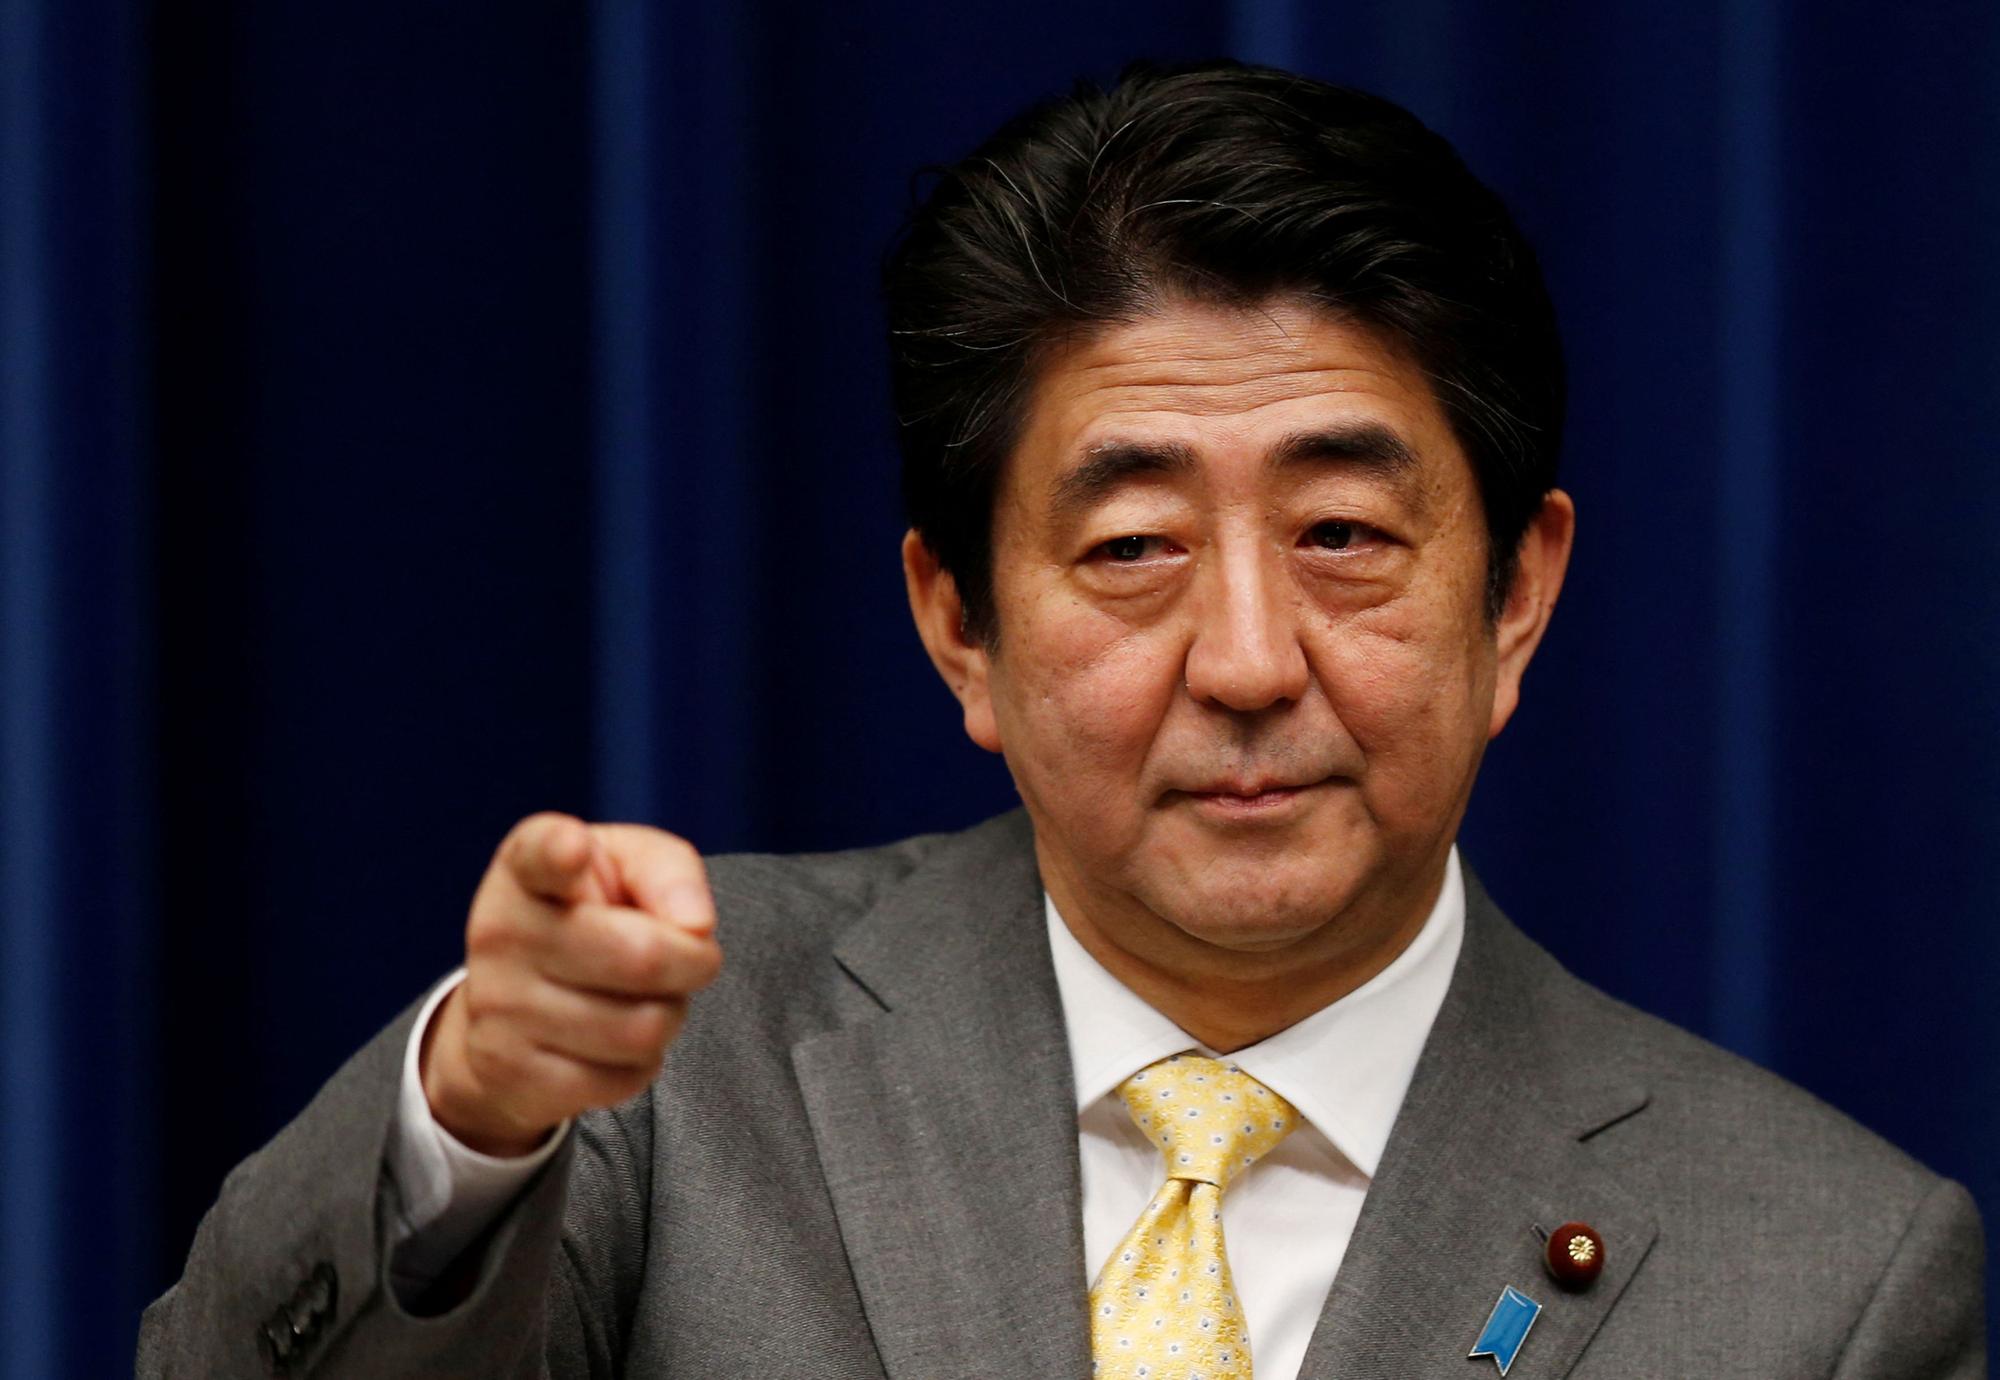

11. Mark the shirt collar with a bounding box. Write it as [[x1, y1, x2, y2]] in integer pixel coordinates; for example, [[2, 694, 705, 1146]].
[[1045, 846, 1465, 1180]]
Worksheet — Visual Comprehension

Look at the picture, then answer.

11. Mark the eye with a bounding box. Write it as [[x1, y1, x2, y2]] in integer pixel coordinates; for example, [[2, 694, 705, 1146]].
[[1307, 520, 1365, 551], [1097, 535, 1169, 562]]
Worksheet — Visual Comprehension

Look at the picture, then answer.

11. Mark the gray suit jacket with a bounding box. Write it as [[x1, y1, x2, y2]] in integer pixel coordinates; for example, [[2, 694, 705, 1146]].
[[139, 808, 1987, 1378]]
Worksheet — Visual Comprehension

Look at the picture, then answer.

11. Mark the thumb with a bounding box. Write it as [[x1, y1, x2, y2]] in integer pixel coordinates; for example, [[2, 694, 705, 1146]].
[[584, 833, 621, 906], [591, 823, 715, 935]]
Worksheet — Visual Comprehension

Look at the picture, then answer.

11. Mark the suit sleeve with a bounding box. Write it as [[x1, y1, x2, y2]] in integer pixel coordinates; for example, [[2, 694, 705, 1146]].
[[134, 981, 656, 1378], [1828, 1175, 1988, 1380]]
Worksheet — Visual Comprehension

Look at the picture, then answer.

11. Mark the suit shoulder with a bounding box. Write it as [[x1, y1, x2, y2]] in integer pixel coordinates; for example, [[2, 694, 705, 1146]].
[[695, 819, 966, 963], [1544, 956, 1954, 1229], [1506, 945, 1987, 1366]]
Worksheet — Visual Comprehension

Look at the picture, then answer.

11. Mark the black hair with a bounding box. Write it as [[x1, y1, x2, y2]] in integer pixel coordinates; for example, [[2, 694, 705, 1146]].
[[884, 58, 1565, 647]]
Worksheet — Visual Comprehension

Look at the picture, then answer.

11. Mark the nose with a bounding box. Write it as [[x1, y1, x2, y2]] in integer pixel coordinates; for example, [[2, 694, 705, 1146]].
[[1181, 543, 1310, 712]]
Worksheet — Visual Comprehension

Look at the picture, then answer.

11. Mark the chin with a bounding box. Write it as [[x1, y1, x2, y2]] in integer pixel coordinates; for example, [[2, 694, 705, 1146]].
[[1147, 864, 1364, 953]]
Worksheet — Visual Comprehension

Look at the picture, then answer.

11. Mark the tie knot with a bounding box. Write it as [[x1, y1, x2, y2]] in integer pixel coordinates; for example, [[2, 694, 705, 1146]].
[[1116, 1052, 1299, 1190]]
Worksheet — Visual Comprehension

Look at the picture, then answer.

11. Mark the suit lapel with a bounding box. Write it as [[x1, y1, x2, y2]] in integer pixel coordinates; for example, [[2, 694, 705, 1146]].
[[790, 818, 1658, 1380], [790, 811, 1092, 1380], [1296, 871, 1657, 1380]]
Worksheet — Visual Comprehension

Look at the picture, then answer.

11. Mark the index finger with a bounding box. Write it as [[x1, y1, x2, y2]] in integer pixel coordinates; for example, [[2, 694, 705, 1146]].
[[504, 812, 596, 904]]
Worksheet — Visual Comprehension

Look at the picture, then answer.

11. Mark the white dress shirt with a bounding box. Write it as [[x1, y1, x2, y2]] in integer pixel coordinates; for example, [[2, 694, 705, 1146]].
[[387, 850, 1466, 1380], [1056, 850, 1463, 1380], [384, 969, 571, 1297]]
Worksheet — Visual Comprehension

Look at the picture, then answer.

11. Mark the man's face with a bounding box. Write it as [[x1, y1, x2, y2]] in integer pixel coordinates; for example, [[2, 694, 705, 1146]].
[[909, 295, 1565, 965]]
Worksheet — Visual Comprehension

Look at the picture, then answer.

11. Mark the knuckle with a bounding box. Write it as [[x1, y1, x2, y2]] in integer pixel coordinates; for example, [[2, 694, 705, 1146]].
[[475, 978, 526, 1024], [664, 938, 722, 994], [636, 825, 704, 875], [688, 942, 724, 988], [603, 1062, 658, 1106], [616, 1002, 671, 1057], [464, 1030, 528, 1091], [462, 976, 535, 1045], [538, 1057, 583, 1104], [464, 907, 524, 964], [609, 927, 668, 989], [561, 1061, 630, 1113], [676, 853, 711, 892], [458, 975, 494, 1022]]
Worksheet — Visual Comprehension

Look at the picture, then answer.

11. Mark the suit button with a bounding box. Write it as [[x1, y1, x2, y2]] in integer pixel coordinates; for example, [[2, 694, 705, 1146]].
[[1544, 1220, 1605, 1290]]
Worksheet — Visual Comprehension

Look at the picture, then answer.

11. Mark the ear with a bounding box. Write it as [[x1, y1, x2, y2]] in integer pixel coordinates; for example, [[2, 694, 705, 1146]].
[[1488, 489, 1576, 740], [902, 529, 1004, 753]]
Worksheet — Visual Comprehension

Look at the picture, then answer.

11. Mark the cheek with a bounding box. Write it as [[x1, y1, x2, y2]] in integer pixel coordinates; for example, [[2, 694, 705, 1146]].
[[1316, 596, 1492, 804], [993, 605, 1178, 788]]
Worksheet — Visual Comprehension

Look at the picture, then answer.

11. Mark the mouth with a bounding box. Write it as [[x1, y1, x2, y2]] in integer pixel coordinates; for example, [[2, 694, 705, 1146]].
[[1176, 778, 1328, 820]]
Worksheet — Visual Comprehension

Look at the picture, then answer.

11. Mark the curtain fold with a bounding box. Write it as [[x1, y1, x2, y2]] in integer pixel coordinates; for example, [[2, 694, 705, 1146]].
[[2, 2, 156, 1375]]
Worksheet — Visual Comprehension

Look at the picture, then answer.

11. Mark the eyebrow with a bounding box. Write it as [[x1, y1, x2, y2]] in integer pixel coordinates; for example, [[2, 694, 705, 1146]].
[[1048, 440, 1199, 523], [1270, 422, 1419, 477], [1047, 421, 1422, 524]]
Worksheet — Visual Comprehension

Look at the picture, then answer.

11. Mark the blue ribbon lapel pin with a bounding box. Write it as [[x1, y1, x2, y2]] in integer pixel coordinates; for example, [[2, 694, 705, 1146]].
[[1468, 1284, 1543, 1375]]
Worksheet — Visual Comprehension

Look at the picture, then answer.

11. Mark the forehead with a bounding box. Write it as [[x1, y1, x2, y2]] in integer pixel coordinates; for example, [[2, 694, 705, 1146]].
[[1003, 296, 1468, 519]]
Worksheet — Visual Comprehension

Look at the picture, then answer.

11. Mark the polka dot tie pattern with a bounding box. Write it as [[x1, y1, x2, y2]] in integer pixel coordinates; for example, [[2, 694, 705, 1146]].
[[1089, 1052, 1300, 1380]]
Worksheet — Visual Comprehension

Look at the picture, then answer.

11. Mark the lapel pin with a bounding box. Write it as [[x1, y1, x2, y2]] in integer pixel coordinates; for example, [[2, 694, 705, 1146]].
[[1539, 1220, 1605, 1291], [1468, 1284, 1542, 1375]]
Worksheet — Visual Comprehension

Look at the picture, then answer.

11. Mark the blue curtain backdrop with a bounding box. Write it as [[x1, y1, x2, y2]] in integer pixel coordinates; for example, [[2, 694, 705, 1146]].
[[2, 1, 1995, 1373]]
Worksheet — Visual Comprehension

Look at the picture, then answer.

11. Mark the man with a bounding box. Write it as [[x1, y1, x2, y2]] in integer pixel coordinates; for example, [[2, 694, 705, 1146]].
[[139, 61, 1985, 1378]]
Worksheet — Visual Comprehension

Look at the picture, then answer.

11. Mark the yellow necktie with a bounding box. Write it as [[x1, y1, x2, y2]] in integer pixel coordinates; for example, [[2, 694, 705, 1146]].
[[1089, 1052, 1300, 1379]]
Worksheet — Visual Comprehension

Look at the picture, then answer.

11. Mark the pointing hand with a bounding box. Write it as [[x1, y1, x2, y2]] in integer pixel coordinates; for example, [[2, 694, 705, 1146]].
[[420, 812, 723, 1156]]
